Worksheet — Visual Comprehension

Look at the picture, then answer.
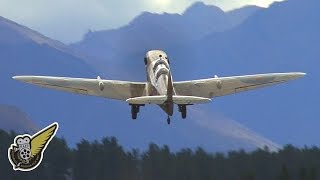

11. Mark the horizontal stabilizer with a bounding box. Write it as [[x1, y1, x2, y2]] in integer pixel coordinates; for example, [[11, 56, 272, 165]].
[[126, 95, 211, 105]]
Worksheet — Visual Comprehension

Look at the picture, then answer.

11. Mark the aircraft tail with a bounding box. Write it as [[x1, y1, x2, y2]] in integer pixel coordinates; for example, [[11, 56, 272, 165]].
[[167, 72, 173, 102]]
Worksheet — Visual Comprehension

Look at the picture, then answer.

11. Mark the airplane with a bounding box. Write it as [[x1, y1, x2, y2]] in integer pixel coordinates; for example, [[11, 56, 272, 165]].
[[13, 50, 305, 124]]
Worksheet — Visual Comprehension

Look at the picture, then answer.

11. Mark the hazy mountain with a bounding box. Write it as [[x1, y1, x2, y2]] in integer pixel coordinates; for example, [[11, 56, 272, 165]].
[[0, 16, 88, 60], [169, 0, 318, 146], [0, 105, 38, 133], [2, 0, 317, 151], [0, 15, 101, 142], [71, 2, 261, 74], [67, 0, 318, 148], [0, 15, 283, 152], [227, 5, 264, 26]]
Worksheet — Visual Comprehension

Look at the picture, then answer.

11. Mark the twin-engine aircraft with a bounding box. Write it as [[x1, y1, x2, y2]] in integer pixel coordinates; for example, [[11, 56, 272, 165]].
[[13, 50, 305, 124]]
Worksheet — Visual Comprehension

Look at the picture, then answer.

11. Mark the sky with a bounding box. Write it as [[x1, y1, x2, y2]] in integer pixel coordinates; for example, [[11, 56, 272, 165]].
[[0, 0, 282, 43]]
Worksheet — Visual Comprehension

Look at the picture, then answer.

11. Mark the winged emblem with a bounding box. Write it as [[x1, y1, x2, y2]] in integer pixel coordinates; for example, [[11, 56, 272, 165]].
[[8, 122, 58, 171]]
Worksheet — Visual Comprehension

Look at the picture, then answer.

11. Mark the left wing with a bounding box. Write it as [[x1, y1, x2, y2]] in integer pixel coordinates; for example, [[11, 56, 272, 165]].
[[13, 76, 147, 101], [174, 72, 305, 99]]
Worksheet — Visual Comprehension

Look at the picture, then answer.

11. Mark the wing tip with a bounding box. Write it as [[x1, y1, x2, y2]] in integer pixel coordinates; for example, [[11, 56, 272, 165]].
[[290, 72, 306, 79], [12, 75, 31, 82], [299, 72, 306, 76], [12, 76, 21, 80]]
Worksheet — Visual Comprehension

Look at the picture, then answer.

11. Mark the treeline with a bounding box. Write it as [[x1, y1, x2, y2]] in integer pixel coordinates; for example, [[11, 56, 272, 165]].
[[0, 130, 319, 180]]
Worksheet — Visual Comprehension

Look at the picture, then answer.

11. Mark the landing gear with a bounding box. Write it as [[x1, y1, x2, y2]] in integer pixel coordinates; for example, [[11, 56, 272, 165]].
[[178, 105, 187, 119], [132, 112, 137, 119], [130, 104, 144, 119], [167, 116, 171, 125], [131, 105, 138, 119]]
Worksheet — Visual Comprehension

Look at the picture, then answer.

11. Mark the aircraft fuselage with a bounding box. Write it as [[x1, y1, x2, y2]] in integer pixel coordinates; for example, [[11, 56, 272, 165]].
[[145, 50, 175, 116]]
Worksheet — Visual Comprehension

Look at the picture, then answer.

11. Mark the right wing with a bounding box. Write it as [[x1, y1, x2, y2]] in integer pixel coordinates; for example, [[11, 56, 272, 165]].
[[174, 72, 305, 99], [13, 76, 147, 101]]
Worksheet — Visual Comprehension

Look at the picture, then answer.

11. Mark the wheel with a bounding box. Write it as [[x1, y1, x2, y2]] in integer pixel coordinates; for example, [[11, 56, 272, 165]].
[[132, 112, 137, 119], [182, 111, 186, 119], [180, 105, 187, 119], [131, 105, 138, 119]]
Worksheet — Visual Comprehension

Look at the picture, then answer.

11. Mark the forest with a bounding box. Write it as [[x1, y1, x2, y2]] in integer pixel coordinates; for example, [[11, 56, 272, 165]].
[[0, 129, 319, 180]]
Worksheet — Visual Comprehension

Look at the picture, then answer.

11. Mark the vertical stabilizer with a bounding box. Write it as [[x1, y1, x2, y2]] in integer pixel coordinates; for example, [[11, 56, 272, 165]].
[[167, 72, 173, 102]]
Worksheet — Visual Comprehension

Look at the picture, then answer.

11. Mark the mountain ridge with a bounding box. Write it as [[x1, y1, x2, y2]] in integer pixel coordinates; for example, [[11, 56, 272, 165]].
[[0, 16, 90, 62], [1, 0, 316, 151], [71, 2, 261, 75], [169, 0, 317, 146], [0, 12, 283, 152], [0, 104, 38, 133]]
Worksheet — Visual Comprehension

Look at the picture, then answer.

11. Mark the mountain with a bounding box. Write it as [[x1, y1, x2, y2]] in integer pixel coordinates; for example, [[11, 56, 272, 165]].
[[227, 5, 264, 26], [0, 15, 101, 142], [0, 105, 38, 133], [0, 15, 283, 152], [4, 0, 317, 151], [169, 0, 319, 146], [68, 0, 318, 148], [71, 2, 261, 75], [0, 16, 87, 59]]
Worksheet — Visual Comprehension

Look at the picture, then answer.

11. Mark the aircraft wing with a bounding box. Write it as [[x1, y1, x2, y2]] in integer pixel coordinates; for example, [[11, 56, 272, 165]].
[[173, 72, 305, 99], [13, 76, 147, 101]]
